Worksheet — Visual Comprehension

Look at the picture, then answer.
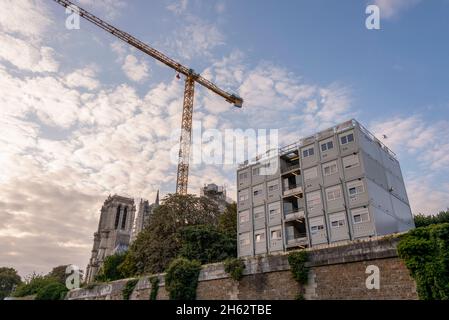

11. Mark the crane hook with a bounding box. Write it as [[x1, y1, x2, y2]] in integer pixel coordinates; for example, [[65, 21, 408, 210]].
[[176, 73, 181, 80]]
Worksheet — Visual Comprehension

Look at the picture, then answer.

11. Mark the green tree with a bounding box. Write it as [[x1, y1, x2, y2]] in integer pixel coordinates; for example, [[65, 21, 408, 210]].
[[47, 265, 70, 284], [13, 273, 56, 298], [179, 225, 236, 264], [95, 252, 127, 282], [414, 210, 449, 228], [165, 258, 201, 300], [35, 282, 68, 300], [0, 267, 22, 300], [219, 202, 237, 237], [398, 223, 449, 300], [121, 194, 221, 276]]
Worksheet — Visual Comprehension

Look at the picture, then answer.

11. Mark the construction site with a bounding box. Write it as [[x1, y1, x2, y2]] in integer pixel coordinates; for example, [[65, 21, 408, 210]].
[[53, 0, 415, 285], [2, 0, 448, 307]]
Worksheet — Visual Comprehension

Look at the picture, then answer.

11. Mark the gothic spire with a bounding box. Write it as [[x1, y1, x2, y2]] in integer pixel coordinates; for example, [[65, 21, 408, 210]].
[[155, 190, 160, 205]]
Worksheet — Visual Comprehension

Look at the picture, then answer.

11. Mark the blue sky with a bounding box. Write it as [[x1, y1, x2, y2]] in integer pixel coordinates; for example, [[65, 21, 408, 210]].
[[0, 0, 448, 277]]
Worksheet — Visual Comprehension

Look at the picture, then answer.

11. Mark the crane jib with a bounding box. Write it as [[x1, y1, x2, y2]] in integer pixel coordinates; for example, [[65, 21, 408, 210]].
[[54, 0, 243, 108]]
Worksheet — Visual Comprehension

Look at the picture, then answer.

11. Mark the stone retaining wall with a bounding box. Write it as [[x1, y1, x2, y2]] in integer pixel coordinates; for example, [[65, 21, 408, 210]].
[[67, 236, 417, 300]]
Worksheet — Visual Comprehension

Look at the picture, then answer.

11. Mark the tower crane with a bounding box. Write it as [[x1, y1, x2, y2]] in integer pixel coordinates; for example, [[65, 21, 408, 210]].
[[52, 0, 243, 195]]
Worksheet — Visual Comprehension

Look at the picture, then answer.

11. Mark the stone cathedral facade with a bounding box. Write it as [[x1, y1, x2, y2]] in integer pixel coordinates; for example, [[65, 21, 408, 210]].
[[85, 195, 136, 283]]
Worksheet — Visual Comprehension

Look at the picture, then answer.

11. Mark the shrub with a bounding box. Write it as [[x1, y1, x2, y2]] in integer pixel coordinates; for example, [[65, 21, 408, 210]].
[[224, 258, 245, 281], [288, 251, 309, 284], [13, 274, 56, 297], [397, 223, 449, 300], [179, 225, 236, 264], [35, 282, 68, 300], [414, 210, 449, 228], [149, 276, 160, 300], [122, 279, 139, 300], [165, 258, 201, 300], [95, 252, 127, 282]]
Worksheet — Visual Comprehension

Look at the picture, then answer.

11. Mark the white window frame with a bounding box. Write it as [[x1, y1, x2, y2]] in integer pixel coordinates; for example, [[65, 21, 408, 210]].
[[320, 140, 334, 152], [331, 219, 345, 228], [239, 171, 249, 180], [302, 147, 315, 158], [352, 208, 370, 224], [255, 232, 265, 243], [340, 132, 355, 145], [270, 228, 282, 240], [323, 161, 338, 176], [310, 224, 324, 235], [238, 189, 249, 202], [347, 180, 365, 198], [239, 210, 250, 224], [309, 217, 325, 235], [326, 185, 342, 201]]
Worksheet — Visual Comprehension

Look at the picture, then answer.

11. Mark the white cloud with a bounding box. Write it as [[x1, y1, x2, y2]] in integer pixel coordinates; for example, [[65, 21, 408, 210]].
[[167, 0, 189, 15], [111, 41, 150, 82], [0, 32, 59, 73], [406, 176, 449, 215], [374, 0, 422, 19], [122, 54, 150, 82], [371, 116, 449, 170], [370, 115, 449, 215], [166, 19, 226, 60], [0, 0, 52, 38], [65, 66, 100, 90]]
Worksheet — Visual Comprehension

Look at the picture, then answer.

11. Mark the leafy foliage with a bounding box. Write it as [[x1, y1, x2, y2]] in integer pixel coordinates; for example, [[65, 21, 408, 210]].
[[0, 267, 22, 300], [224, 258, 245, 281], [288, 251, 309, 284], [13, 273, 57, 298], [219, 202, 237, 237], [179, 225, 236, 264], [149, 276, 160, 300], [122, 279, 139, 300], [35, 282, 68, 300], [47, 265, 70, 284], [414, 210, 449, 228], [121, 194, 222, 276], [397, 223, 449, 300], [165, 258, 201, 300], [95, 252, 127, 282]]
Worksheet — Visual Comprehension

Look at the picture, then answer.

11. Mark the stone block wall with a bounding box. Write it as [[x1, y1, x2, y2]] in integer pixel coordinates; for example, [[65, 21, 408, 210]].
[[67, 236, 417, 300]]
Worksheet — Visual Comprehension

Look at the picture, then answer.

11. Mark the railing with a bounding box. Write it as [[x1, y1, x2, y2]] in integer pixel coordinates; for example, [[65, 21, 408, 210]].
[[284, 209, 305, 221], [238, 118, 398, 169], [286, 234, 308, 246], [281, 163, 300, 173], [283, 184, 303, 197]]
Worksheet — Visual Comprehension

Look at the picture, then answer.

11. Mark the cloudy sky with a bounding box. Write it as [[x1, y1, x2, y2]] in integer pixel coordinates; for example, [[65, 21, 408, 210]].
[[1, 0, 448, 278]]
